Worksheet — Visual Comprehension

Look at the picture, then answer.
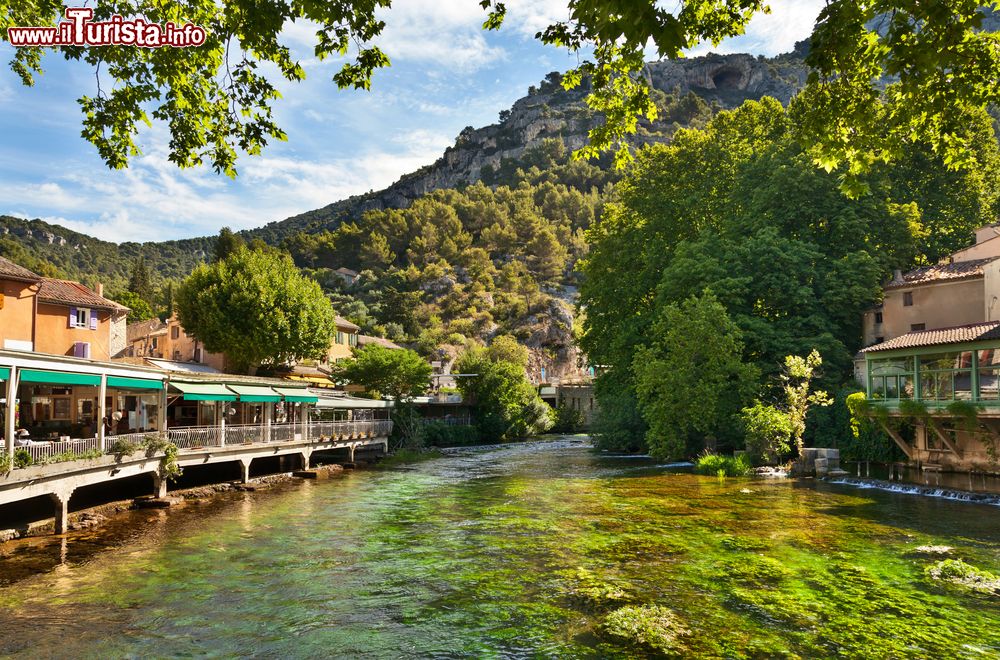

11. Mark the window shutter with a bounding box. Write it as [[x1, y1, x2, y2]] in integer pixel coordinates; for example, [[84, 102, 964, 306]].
[[89, 312, 98, 330], [69, 307, 77, 328]]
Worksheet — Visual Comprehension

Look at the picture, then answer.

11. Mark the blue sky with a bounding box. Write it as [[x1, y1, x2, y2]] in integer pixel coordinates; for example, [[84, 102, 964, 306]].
[[0, 1, 823, 243]]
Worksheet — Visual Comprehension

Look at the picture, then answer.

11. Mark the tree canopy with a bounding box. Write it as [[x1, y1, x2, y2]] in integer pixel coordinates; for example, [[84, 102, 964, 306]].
[[330, 344, 431, 401], [175, 245, 335, 372], [580, 97, 1000, 456], [6, 2, 1000, 184]]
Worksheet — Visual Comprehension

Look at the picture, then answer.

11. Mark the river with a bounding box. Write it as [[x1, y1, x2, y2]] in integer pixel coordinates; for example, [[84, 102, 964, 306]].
[[0, 438, 998, 657]]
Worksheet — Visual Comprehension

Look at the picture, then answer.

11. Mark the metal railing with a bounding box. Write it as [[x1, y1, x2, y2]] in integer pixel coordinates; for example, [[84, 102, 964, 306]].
[[168, 425, 224, 449], [8, 420, 393, 470], [416, 416, 472, 427], [19, 436, 102, 465], [309, 420, 393, 441]]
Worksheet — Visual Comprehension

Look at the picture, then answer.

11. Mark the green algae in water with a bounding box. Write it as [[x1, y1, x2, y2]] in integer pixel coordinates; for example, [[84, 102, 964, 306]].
[[0, 442, 999, 658]]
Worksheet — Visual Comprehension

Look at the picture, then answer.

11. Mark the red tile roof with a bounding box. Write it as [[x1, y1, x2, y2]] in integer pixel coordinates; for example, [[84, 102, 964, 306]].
[[862, 321, 1000, 353], [37, 278, 128, 312], [884, 257, 994, 289], [0, 256, 41, 283], [335, 315, 360, 331]]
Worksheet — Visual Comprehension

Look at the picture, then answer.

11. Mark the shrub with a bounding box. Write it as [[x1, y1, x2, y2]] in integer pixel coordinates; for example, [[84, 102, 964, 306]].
[[421, 422, 481, 447], [13, 448, 31, 469], [741, 402, 793, 464], [694, 453, 752, 477]]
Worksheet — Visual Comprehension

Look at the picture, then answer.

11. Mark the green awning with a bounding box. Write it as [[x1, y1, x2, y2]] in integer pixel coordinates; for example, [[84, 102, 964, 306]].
[[273, 386, 318, 403], [0, 368, 9, 381], [228, 384, 281, 402], [170, 381, 237, 402], [19, 369, 100, 386], [108, 376, 164, 390]]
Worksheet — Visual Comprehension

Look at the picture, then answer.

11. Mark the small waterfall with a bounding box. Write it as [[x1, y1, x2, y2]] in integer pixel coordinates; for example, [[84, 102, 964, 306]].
[[825, 476, 1000, 507]]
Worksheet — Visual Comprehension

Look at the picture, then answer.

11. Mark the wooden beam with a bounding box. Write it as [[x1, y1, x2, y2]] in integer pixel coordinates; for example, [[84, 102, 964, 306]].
[[877, 419, 915, 461], [926, 418, 963, 458]]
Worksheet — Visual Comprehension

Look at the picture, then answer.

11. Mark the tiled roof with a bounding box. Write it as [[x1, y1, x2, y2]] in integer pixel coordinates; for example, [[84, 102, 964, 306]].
[[335, 315, 360, 331], [37, 278, 128, 311], [0, 256, 41, 283], [884, 257, 994, 289], [862, 321, 1000, 353], [358, 334, 402, 349]]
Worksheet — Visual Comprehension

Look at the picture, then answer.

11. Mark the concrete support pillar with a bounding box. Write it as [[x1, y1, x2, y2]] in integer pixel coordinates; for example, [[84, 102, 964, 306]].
[[219, 404, 227, 446], [240, 459, 251, 483], [97, 374, 107, 451], [50, 489, 73, 535], [4, 366, 16, 460], [301, 404, 309, 443], [153, 472, 168, 498], [264, 404, 273, 443], [157, 385, 167, 435], [301, 450, 311, 470], [348, 444, 355, 463]]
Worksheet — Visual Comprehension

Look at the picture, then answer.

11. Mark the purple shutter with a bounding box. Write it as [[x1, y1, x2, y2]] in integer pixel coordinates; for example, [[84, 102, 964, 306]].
[[69, 307, 77, 328], [89, 312, 98, 330], [73, 342, 83, 358]]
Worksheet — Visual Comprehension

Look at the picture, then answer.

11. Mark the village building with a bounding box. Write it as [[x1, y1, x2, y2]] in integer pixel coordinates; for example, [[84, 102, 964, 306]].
[[125, 314, 227, 371], [326, 316, 360, 363], [0, 256, 128, 360]]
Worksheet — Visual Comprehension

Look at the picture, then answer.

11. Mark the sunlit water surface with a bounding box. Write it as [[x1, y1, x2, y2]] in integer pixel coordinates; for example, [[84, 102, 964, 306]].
[[0, 439, 998, 658]]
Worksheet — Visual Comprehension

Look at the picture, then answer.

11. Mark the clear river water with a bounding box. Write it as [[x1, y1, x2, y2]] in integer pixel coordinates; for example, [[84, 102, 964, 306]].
[[0, 438, 998, 658]]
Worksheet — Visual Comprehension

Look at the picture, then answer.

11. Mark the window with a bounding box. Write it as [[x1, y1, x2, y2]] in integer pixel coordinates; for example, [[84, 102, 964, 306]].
[[151, 337, 159, 350], [910, 323, 925, 332], [349, 332, 357, 347], [869, 356, 916, 400], [903, 292, 914, 306], [337, 331, 345, 345], [874, 312, 883, 324], [72, 342, 90, 359], [875, 336, 884, 344], [69, 307, 91, 328], [919, 351, 974, 401], [171, 326, 180, 339]]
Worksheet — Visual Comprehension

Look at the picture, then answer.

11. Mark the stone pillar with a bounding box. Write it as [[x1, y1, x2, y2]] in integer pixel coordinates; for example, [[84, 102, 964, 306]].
[[50, 489, 73, 535], [4, 366, 16, 460], [97, 373, 107, 451], [348, 444, 355, 463], [240, 459, 251, 483], [301, 450, 311, 470], [153, 472, 168, 498], [219, 405, 227, 446], [301, 404, 309, 444]]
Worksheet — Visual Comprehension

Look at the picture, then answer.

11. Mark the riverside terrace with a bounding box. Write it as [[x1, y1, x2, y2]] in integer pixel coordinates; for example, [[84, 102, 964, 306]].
[[0, 350, 393, 535], [860, 320, 1000, 472]]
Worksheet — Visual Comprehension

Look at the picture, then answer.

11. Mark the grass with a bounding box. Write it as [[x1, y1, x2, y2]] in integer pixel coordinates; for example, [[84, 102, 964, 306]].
[[694, 452, 752, 477]]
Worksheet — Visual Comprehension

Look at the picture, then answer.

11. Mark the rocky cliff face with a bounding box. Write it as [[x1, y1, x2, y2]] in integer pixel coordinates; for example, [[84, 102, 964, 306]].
[[251, 49, 811, 242]]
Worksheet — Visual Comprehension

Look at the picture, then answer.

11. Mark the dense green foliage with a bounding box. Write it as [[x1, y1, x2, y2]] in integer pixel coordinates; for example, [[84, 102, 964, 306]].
[[741, 402, 793, 465], [455, 338, 554, 442], [330, 345, 431, 401], [632, 292, 758, 460], [281, 142, 609, 355], [582, 99, 1000, 456], [175, 245, 335, 372]]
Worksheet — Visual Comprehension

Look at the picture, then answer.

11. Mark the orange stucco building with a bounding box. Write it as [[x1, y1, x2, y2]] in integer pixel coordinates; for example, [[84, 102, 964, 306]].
[[0, 257, 128, 360]]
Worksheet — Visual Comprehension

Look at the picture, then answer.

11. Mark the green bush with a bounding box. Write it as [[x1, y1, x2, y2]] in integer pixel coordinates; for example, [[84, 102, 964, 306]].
[[421, 422, 482, 447], [694, 453, 752, 477], [13, 448, 31, 469]]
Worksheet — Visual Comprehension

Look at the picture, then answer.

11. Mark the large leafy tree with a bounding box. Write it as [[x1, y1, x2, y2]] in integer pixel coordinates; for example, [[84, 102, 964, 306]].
[[330, 344, 431, 401], [581, 98, 1000, 452], [5, 2, 1000, 183], [633, 292, 758, 460], [455, 338, 553, 442], [175, 245, 335, 372]]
